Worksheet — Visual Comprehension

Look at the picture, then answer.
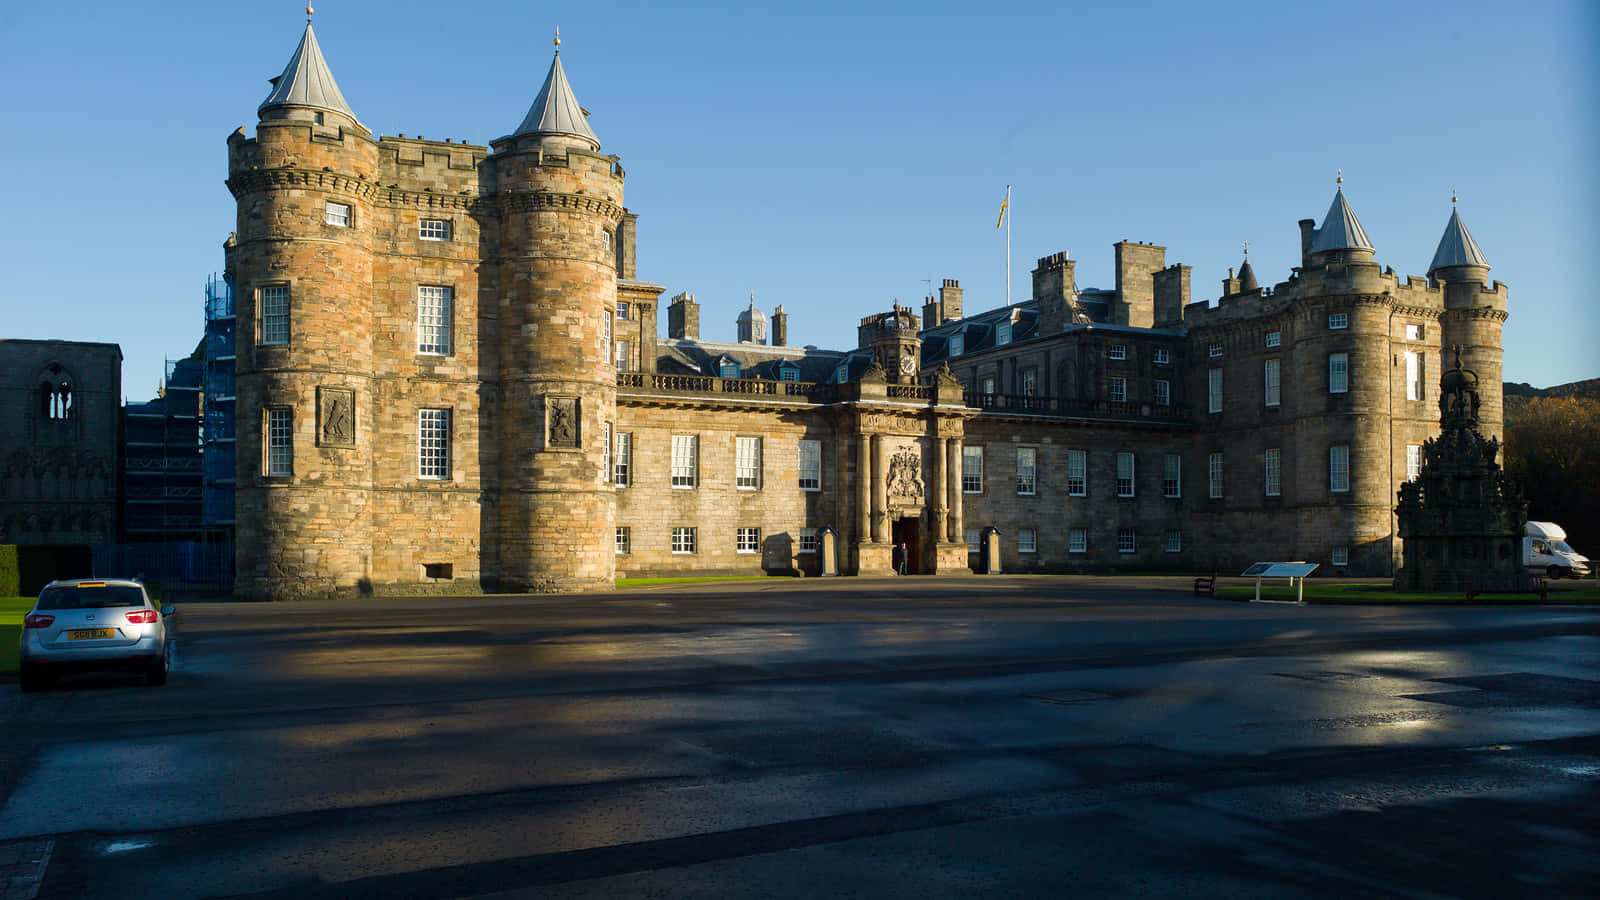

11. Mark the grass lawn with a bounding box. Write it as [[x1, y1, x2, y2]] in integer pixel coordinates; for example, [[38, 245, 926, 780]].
[[1216, 582, 1600, 604], [1, 596, 33, 676], [616, 576, 772, 587]]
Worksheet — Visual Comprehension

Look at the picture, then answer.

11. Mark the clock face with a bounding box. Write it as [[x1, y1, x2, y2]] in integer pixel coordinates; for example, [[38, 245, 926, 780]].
[[899, 350, 917, 374]]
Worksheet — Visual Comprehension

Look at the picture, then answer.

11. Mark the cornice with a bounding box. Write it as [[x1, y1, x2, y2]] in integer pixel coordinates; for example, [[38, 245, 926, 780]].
[[1439, 307, 1509, 323], [496, 191, 625, 223]]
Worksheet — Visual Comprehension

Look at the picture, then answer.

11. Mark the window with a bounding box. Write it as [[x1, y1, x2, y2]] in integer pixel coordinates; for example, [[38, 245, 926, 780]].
[[614, 432, 632, 486], [799, 528, 819, 554], [601, 422, 613, 482], [1069, 528, 1087, 553], [604, 311, 613, 361], [1153, 379, 1170, 406], [1163, 453, 1181, 498], [1018, 528, 1037, 553], [326, 201, 351, 227], [1153, 348, 1170, 365], [1329, 445, 1350, 493], [1016, 446, 1037, 495], [266, 407, 293, 476], [737, 527, 760, 553], [1328, 313, 1349, 330], [601, 229, 612, 252], [1406, 444, 1422, 482], [671, 434, 698, 487], [419, 409, 450, 479], [780, 366, 798, 382], [1108, 344, 1127, 360], [1208, 368, 1222, 414], [260, 285, 290, 345], [1116, 452, 1135, 497], [1331, 546, 1349, 567], [616, 340, 631, 371], [1405, 351, 1421, 401], [736, 436, 762, 489], [720, 359, 740, 378], [798, 439, 822, 491], [1264, 358, 1281, 407], [995, 321, 1012, 345], [1208, 342, 1223, 358], [962, 445, 983, 493], [1329, 353, 1349, 394], [1067, 450, 1087, 496], [1265, 448, 1281, 497], [1208, 452, 1223, 499], [616, 301, 630, 320], [1405, 323, 1421, 340], [1166, 531, 1182, 553], [1109, 377, 1127, 402], [1019, 368, 1037, 396], [1265, 331, 1281, 348], [417, 286, 452, 355], [980, 376, 996, 395], [948, 333, 963, 357], [671, 527, 697, 553], [419, 219, 451, 241], [1117, 528, 1136, 553], [965, 528, 981, 552], [615, 527, 630, 554]]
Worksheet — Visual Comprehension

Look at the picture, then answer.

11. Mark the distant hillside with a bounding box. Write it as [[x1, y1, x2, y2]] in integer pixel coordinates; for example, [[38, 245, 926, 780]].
[[1503, 378, 1600, 424]]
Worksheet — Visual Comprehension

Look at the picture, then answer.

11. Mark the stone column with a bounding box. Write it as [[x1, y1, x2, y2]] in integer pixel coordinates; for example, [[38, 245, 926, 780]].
[[932, 435, 948, 540], [871, 433, 887, 543], [947, 438, 963, 542], [856, 435, 871, 542]]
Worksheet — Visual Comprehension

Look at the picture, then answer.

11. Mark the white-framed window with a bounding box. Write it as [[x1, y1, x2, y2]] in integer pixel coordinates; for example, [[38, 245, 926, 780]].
[[780, 367, 798, 382], [1153, 379, 1170, 406], [1329, 445, 1350, 493], [965, 528, 981, 553], [1116, 452, 1136, 497], [671, 434, 698, 488], [671, 527, 696, 553], [962, 445, 983, 493], [616, 301, 630, 320], [836, 365, 850, 384], [1163, 453, 1181, 498], [1406, 444, 1422, 482], [720, 359, 740, 378], [1208, 452, 1223, 499], [265, 407, 293, 477], [1264, 358, 1281, 407], [798, 439, 822, 491], [419, 409, 450, 479], [616, 339, 631, 372], [1117, 528, 1136, 553], [1069, 528, 1087, 553], [601, 422, 613, 482], [326, 201, 351, 227], [1405, 351, 1421, 401], [1208, 368, 1223, 414], [1208, 342, 1223, 358], [615, 526, 630, 554], [737, 527, 760, 553], [417, 285, 452, 355], [736, 436, 762, 489], [601, 229, 612, 252], [1018, 528, 1037, 553], [1109, 377, 1127, 402], [1165, 531, 1182, 553], [1328, 313, 1349, 330], [1020, 368, 1037, 396], [1067, 449, 1087, 496], [948, 333, 964, 357], [1405, 323, 1421, 341], [799, 527, 819, 554], [1016, 446, 1037, 495], [1329, 353, 1349, 394], [995, 321, 1012, 345], [260, 285, 290, 345], [419, 218, 451, 241], [1108, 344, 1127, 360], [1265, 448, 1281, 497], [1331, 546, 1349, 566], [603, 311, 613, 362], [1153, 348, 1170, 365], [614, 432, 631, 486], [980, 376, 996, 395], [1265, 331, 1281, 348]]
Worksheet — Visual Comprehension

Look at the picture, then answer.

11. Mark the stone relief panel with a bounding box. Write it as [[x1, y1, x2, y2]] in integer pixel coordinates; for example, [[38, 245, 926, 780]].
[[546, 396, 580, 449], [886, 447, 925, 506], [317, 387, 356, 448]]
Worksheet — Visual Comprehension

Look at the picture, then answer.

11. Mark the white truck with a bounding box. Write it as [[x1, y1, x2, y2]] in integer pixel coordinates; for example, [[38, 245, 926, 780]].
[[1523, 522, 1591, 580]]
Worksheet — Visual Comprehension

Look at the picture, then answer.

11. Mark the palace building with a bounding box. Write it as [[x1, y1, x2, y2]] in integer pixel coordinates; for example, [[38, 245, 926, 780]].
[[223, 18, 1508, 599]]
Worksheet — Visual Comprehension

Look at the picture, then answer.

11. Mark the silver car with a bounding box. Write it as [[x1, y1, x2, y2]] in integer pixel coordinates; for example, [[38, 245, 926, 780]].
[[18, 579, 175, 692]]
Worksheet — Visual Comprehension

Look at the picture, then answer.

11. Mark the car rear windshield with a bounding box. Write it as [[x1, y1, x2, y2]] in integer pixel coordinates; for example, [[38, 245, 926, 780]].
[[36, 584, 147, 610]]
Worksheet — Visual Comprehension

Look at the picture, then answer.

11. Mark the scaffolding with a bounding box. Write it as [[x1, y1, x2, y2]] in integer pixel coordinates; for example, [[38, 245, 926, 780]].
[[202, 274, 237, 539]]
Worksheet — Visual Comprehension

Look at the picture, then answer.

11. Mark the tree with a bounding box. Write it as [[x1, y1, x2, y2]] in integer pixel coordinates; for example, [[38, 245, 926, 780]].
[[1503, 397, 1600, 554]]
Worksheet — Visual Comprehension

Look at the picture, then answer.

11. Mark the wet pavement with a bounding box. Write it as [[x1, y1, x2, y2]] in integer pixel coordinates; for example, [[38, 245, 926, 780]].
[[2, 576, 1597, 897]]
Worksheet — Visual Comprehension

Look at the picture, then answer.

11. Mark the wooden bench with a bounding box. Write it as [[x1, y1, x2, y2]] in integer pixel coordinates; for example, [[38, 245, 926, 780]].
[[1465, 572, 1547, 602], [1193, 575, 1217, 598]]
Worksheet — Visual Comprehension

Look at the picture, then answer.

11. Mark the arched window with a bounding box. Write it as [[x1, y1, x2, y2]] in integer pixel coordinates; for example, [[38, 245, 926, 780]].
[[37, 364, 75, 420]]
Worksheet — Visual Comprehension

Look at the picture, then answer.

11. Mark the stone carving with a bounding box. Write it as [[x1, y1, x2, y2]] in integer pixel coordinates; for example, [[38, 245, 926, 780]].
[[317, 387, 356, 448], [936, 418, 962, 438], [547, 396, 579, 449], [887, 448, 925, 504]]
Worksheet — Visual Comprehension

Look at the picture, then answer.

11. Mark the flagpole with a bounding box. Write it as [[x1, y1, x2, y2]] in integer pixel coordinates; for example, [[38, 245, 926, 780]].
[[1004, 185, 1012, 306]]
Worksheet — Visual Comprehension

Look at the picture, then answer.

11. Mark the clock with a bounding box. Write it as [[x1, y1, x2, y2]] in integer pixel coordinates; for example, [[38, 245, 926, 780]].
[[899, 349, 917, 375]]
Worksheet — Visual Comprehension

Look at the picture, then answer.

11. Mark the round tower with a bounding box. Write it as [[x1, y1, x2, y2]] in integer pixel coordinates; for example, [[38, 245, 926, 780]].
[[1430, 200, 1506, 441], [489, 36, 624, 592], [228, 13, 379, 601]]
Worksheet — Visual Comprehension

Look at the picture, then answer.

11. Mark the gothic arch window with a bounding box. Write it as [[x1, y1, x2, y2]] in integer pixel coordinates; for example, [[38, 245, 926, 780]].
[[36, 363, 76, 421]]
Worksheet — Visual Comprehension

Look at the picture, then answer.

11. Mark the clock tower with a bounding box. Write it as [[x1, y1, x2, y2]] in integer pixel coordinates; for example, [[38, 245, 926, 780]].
[[858, 303, 922, 385]]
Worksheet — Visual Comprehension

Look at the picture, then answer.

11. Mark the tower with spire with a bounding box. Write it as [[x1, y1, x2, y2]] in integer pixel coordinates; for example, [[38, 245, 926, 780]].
[[1430, 194, 1508, 440]]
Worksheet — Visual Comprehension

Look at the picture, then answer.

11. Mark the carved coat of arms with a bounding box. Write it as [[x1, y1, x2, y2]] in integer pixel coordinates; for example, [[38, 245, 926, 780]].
[[886, 448, 924, 504]]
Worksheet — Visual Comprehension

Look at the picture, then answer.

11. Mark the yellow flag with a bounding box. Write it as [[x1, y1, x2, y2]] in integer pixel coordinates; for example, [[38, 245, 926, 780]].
[[996, 185, 1010, 229]]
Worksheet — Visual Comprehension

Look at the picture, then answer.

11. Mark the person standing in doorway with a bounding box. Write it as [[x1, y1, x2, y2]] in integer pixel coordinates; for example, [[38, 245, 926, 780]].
[[895, 542, 908, 575]]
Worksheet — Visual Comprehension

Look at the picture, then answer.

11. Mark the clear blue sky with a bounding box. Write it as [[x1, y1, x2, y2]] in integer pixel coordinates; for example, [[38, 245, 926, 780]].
[[2, 0, 1594, 398]]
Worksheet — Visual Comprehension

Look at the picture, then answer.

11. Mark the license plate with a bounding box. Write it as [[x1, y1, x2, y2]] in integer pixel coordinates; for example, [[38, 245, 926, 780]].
[[67, 629, 116, 640]]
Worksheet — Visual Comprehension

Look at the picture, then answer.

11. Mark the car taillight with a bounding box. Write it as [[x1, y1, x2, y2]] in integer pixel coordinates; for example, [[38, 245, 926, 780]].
[[125, 610, 158, 625], [24, 614, 55, 629]]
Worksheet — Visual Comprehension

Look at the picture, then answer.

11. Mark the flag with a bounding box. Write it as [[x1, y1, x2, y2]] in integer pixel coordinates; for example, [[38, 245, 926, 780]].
[[996, 185, 1010, 229]]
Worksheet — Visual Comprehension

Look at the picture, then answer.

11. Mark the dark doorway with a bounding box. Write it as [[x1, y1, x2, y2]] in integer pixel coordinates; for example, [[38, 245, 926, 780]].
[[891, 515, 922, 575]]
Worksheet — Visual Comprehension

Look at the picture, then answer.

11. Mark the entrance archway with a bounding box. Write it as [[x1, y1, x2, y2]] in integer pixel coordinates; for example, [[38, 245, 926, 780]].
[[891, 513, 923, 574]]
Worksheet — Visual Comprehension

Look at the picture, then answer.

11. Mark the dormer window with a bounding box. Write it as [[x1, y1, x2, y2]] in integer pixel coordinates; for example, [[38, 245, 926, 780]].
[[719, 359, 741, 379], [779, 364, 799, 383], [995, 321, 1012, 346], [948, 333, 963, 357]]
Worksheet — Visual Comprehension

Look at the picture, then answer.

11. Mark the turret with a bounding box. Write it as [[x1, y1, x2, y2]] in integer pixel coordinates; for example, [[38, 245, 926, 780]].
[[737, 296, 769, 344], [1431, 197, 1506, 440], [256, 11, 368, 136], [1307, 177, 1376, 266]]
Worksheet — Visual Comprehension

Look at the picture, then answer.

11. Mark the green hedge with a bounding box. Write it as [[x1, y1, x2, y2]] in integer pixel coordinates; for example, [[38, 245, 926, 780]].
[[0, 544, 94, 596], [0, 545, 16, 597]]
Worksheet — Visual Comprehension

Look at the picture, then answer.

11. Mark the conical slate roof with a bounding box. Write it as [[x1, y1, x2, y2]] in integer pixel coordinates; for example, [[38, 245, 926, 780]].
[[1429, 207, 1490, 272], [259, 23, 361, 125], [511, 52, 598, 144], [1309, 188, 1374, 254], [1237, 258, 1259, 292]]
